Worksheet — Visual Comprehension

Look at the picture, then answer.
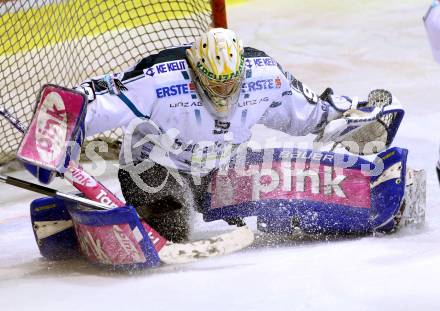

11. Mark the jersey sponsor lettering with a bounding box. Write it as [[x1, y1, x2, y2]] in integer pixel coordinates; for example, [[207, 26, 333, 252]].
[[156, 83, 189, 98], [169, 101, 202, 108], [155, 60, 186, 74], [144, 60, 186, 78], [245, 57, 277, 69], [238, 96, 269, 107], [241, 78, 281, 93]]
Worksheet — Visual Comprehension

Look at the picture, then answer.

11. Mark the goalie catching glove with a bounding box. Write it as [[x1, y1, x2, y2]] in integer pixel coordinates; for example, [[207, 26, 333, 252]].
[[315, 89, 404, 155]]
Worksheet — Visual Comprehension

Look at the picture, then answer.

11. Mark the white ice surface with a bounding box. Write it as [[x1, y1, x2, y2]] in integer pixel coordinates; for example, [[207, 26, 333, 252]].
[[1, 0, 440, 310]]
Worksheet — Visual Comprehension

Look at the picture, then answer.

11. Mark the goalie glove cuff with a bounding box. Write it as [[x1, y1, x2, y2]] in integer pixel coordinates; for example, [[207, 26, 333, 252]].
[[319, 87, 359, 122], [320, 88, 353, 110]]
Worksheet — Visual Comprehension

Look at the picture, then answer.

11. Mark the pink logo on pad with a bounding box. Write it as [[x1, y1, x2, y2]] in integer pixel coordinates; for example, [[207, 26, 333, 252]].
[[210, 162, 371, 209], [74, 222, 147, 265]]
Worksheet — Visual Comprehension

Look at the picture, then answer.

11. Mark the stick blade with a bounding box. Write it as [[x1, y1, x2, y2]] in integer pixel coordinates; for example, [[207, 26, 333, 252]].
[[158, 226, 254, 265]]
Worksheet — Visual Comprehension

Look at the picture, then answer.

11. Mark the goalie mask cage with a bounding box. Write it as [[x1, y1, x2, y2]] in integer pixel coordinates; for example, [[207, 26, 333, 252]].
[[0, 0, 227, 165]]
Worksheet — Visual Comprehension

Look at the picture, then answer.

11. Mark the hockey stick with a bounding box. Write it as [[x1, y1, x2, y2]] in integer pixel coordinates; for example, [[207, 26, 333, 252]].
[[0, 105, 254, 264], [0, 106, 27, 133], [0, 174, 110, 210]]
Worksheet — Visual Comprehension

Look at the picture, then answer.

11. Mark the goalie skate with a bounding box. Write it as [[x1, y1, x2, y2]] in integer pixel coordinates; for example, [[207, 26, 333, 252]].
[[396, 168, 426, 228]]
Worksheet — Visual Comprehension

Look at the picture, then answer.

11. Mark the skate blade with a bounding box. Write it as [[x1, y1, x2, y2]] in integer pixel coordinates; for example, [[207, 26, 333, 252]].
[[158, 225, 254, 265]]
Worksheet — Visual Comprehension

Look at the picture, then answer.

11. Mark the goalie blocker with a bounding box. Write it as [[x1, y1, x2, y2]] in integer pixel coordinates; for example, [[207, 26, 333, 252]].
[[16, 84, 87, 184]]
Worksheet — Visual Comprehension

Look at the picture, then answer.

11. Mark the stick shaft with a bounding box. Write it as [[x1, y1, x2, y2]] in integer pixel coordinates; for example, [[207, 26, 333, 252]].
[[0, 174, 111, 209], [0, 106, 27, 133]]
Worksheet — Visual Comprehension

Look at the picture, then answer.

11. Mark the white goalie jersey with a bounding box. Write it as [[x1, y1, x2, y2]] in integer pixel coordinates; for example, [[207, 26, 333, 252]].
[[79, 46, 346, 175]]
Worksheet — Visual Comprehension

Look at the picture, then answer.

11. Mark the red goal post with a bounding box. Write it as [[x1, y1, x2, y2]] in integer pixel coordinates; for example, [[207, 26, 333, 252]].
[[0, 0, 227, 165], [212, 0, 228, 28]]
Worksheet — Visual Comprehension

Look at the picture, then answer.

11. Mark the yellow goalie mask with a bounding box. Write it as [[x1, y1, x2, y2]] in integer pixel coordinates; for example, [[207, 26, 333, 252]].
[[187, 28, 245, 118]]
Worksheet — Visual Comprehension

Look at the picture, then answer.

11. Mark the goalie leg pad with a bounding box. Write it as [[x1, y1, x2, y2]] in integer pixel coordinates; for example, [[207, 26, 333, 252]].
[[203, 147, 425, 235], [67, 204, 161, 270], [31, 196, 161, 269], [30, 196, 79, 260]]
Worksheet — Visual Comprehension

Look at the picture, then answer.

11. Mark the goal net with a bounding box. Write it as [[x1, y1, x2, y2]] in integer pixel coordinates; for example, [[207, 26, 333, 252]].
[[0, 0, 226, 165]]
